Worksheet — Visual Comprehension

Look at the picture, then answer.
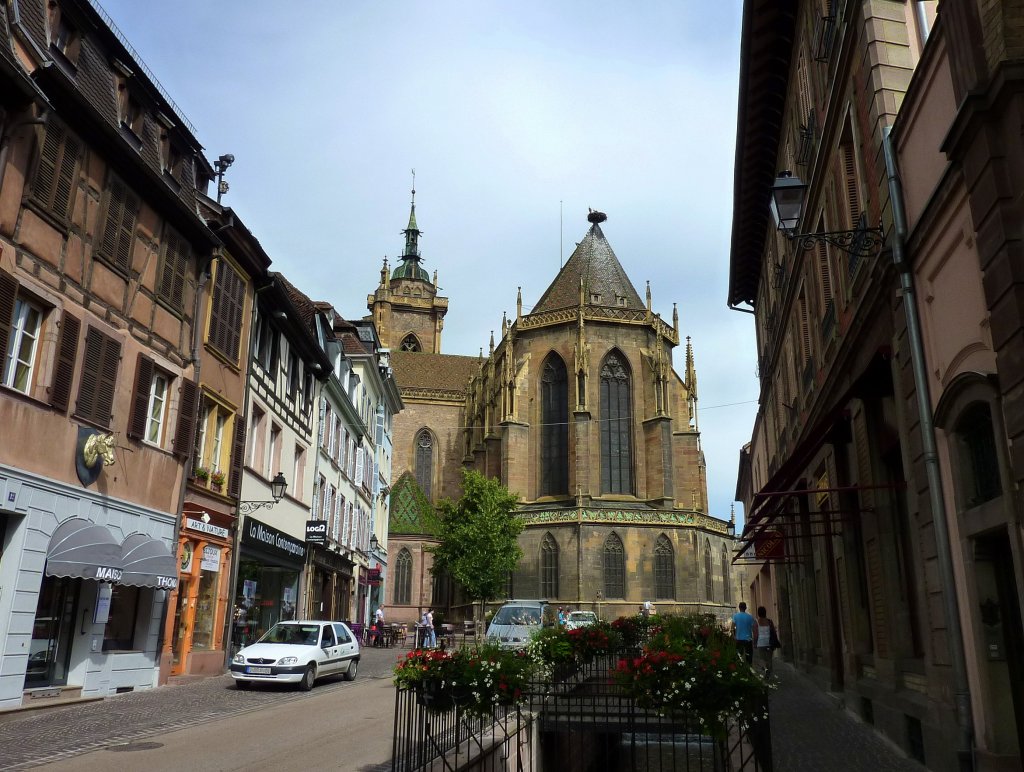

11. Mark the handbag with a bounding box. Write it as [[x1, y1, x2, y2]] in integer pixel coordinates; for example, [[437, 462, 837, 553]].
[[768, 622, 781, 650]]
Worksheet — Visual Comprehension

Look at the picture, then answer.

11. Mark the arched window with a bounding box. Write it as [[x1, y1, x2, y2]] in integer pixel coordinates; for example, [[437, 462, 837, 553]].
[[955, 402, 1001, 507], [704, 539, 713, 601], [394, 548, 412, 605], [540, 532, 559, 598], [721, 546, 731, 604], [603, 532, 625, 598], [414, 430, 433, 500], [401, 334, 421, 352], [600, 352, 633, 494], [540, 354, 568, 495], [654, 534, 675, 600]]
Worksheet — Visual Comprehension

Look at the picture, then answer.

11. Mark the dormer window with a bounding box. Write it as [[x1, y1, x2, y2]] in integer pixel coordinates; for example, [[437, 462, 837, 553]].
[[590, 293, 601, 304], [160, 131, 184, 181], [116, 77, 145, 144], [48, 2, 81, 67], [617, 295, 627, 307]]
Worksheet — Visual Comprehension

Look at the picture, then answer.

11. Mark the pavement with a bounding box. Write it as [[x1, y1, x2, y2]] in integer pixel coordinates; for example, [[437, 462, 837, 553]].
[[769, 662, 925, 771], [0, 644, 927, 771]]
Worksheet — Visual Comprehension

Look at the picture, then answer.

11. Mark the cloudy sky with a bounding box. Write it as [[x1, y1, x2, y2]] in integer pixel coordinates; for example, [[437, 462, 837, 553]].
[[99, 0, 756, 524]]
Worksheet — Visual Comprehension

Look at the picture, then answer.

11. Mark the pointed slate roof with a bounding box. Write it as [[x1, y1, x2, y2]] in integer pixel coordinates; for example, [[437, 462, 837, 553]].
[[389, 471, 439, 535], [532, 221, 645, 313]]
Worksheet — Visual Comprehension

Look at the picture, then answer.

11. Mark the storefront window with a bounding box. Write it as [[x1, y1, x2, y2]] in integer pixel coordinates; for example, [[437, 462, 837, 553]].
[[27, 575, 77, 687], [232, 560, 299, 652], [103, 584, 140, 651], [191, 569, 218, 650]]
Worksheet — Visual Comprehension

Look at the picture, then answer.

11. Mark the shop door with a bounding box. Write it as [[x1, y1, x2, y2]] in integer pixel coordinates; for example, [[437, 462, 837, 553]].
[[974, 531, 1024, 759], [170, 579, 192, 675], [25, 576, 77, 688]]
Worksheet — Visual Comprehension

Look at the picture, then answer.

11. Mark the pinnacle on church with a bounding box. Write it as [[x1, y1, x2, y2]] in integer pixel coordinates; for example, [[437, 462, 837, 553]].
[[392, 179, 431, 283]]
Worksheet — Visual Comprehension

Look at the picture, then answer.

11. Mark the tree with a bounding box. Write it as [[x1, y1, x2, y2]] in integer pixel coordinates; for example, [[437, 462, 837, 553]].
[[429, 469, 523, 640]]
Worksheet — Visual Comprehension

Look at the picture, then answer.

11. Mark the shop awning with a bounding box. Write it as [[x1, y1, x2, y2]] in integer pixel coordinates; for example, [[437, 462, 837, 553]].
[[45, 519, 122, 582], [120, 534, 179, 589]]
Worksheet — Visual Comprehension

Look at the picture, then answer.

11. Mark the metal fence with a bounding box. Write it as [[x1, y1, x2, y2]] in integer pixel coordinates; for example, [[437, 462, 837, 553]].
[[391, 655, 772, 772]]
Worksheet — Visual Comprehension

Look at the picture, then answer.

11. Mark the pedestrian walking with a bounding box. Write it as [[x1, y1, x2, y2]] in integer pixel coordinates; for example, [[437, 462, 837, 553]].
[[753, 606, 780, 677], [731, 602, 755, 664], [426, 608, 436, 648]]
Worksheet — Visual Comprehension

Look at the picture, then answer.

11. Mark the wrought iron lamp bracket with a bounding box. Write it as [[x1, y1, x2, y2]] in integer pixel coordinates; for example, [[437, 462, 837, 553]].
[[791, 225, 885, 257], [238, 500, 277, 515]]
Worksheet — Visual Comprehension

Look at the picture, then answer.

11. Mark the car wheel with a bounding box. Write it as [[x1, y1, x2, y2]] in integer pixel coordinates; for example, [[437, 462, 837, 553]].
[[235, 679, 251, 690], [343, 659, 358, 681], [299, 664, 316, 691]]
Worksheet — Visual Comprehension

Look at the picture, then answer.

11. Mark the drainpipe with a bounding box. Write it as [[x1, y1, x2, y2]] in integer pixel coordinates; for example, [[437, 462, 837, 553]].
[[883, 126, 974, 771]]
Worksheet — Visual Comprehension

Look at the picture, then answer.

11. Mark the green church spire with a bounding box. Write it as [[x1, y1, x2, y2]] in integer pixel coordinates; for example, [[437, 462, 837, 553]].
[[392, 170, 430, 283]]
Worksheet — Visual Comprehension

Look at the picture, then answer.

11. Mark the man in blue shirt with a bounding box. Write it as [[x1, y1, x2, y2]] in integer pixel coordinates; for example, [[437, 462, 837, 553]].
[[731, 602, 755, 664]]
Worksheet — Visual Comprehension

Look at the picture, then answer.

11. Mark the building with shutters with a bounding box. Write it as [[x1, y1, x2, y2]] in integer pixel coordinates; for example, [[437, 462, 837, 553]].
[[726, 1, 1022, 769], [0, 0, 219, 708], [229, 272, 329, 654], [374, 193, 735, 626], [162, 202, 268, 680]]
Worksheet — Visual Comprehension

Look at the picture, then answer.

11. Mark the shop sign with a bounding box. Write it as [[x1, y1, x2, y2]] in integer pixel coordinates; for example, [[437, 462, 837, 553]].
[[241, 516, 306, 562], [180, 542, 194, 573], [185, 517, 230, 539], [754, 530, 786, 560], [95, 566, 122, 582], [201, 545, 221, 572], [367, 567, 382, 586], [305, 520, 328, 545]]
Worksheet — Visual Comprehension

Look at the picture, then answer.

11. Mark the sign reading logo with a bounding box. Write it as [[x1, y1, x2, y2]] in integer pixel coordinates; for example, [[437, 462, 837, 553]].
[[305, 520, 328, 545]]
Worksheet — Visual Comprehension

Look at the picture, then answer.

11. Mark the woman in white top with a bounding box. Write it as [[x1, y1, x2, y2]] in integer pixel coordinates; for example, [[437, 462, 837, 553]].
[[753, 606, 778, 678]]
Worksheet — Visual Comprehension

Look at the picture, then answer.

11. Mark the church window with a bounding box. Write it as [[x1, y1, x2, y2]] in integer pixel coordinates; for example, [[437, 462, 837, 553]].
[[401, 334, 421, 352], [603, 532, 625, 598], [394, 548, 412, 605], [540, 533, 559, 598], [540, 353, 568, 495], [577, 370, 586, 409], [654, 534, 675, 600], [704, 539, 714, 601], [600, 352, 633, 494], [721, 546, 731, 604], [414, 429, 433, 500]]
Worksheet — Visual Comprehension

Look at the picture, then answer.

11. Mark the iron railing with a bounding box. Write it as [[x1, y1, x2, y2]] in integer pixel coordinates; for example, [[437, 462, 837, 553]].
[[391, 654, 772, 772]]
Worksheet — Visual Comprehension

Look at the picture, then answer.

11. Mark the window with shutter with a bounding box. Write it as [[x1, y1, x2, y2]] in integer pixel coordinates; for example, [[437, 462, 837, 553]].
[[49, 310, 80, 412], [0, 270, 18, 380], [208, 259, 245, 361], [228, 416, 246, 497], [157, 226, 190, 310], [97, 175, 139, 273], [30, 120, 82, 222], [174, 379, 199, 458], [355, 447, 364, 486], [75, 327, 121, 426], [127, 354, 155, 440]]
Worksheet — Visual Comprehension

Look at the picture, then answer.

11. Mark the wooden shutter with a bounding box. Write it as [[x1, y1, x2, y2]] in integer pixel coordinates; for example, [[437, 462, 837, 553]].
[[76, 327, 120, 426], [127, 353, 154, 439], [49, 310, 79, 412], [817, 238, 833, 304], [98, 177, 139, 273], [220, 263, 245, 361], [840, 142, 860, 229], [173, 378, 199, 458], [159, 228, 189, 309], [0, 270, 16, 374], [227, 416, 247, 497], [30, 121, 79, 219], [208, 263, 226, 355]]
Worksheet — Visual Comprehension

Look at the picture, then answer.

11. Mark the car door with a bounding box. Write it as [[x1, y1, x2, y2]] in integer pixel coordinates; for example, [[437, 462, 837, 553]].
[[318, 624, 339, 675], [333, 623, 358, 673]]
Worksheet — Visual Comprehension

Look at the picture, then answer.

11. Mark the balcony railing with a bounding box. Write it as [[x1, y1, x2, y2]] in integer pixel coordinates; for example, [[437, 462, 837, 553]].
[[392, 654, 772, 772]]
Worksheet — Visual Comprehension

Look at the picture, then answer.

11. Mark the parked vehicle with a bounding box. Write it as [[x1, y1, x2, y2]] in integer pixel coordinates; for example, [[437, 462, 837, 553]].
[[230, 620, 359, 690], [486, 600, 553, 649], [564, 610, 598, 630]]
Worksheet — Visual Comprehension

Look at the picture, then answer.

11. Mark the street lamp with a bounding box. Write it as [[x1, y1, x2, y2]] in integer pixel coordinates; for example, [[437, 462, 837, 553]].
[[214, 153, 234, 204], [727, 519, 736, 538], [369, 534, 379, 553], [237, 472, 287, 515], [770, 171, 885, 258]]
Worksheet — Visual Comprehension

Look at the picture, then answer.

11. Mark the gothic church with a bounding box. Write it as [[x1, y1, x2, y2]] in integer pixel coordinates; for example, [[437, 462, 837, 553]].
[[373, 195, 735, 623]]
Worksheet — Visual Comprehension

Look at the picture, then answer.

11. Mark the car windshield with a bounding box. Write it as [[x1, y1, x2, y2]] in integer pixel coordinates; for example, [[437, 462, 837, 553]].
[[568, 613, 596, 623], [258, 623, 321, 646], [492, 607, 541, 625]]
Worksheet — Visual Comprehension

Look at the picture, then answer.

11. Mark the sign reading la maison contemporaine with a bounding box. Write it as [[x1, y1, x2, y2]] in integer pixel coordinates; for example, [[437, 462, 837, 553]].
[[241, 516, 306, 563]]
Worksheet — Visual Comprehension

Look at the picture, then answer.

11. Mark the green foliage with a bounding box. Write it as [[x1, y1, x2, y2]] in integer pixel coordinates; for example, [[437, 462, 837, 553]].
[[429, 469, 523, 604]]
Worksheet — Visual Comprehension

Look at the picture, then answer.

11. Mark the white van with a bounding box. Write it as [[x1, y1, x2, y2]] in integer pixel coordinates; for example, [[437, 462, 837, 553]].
[[486, 599, 553, 649]]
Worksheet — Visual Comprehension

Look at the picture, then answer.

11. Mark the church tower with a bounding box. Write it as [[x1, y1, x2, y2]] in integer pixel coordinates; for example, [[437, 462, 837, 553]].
[[367, 182, 449, 353]]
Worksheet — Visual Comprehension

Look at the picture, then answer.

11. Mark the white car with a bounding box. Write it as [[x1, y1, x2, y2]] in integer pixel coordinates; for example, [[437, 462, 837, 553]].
[[564, 611, 598, 630], [230, 620, 360, 691]]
